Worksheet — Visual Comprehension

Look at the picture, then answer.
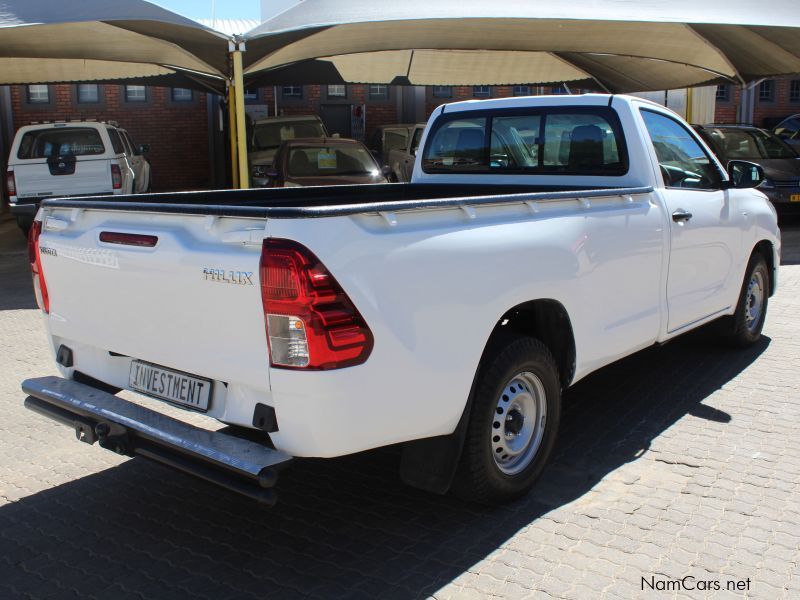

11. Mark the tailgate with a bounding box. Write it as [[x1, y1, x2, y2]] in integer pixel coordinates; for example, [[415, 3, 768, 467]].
[[37, 206, 271, 399], [15, 157, 113, 199]]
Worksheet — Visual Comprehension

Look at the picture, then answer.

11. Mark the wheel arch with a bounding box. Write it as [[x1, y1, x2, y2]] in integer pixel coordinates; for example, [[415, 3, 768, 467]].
[[752, 239, 776, 296], [399, 297, 576, 495], [484, 298, 577, 390]]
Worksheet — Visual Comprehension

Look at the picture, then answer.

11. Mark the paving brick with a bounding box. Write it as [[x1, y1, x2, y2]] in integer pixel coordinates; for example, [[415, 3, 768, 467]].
[[0, 220, 798, 599]]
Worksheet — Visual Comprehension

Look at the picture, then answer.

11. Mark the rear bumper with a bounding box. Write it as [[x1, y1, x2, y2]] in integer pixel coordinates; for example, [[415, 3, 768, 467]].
[[9, 200, 38, 216], [22, 376, 292, 505]]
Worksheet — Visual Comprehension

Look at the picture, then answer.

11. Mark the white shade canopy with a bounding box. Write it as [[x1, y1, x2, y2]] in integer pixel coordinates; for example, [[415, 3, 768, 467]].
[[244, 0, 800, 91], [0, 0, 229, 89]]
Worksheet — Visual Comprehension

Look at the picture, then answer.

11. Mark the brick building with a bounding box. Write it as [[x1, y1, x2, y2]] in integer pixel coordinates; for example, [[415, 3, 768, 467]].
[[9, 83, 212, 192], [714, 77, 800, 126], [2, 76, 798, 201]]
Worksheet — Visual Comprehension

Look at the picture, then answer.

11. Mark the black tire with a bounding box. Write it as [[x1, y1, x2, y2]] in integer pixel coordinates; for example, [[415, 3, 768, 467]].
[[15, 216, 32, 238], [719, 253, 769, 348], [452, 335, 561, 505]]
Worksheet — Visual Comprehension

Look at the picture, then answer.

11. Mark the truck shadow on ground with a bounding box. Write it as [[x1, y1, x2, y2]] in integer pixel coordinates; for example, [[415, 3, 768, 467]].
[[0, 329, 769, 599]]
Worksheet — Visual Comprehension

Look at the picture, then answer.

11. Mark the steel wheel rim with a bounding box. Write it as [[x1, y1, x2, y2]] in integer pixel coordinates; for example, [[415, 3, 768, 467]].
[[491, 371, 547, 476], [745, 270, 765, 333]]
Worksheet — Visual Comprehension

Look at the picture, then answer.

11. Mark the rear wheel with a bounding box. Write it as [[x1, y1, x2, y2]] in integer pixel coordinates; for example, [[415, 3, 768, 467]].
[[719, 253, 769, 348], [453, 336, 561, 504]]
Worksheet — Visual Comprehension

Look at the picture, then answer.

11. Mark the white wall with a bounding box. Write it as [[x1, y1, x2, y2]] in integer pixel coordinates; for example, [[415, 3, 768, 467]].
[[631, 87, 716, 123], [260, 0, 302, 21]]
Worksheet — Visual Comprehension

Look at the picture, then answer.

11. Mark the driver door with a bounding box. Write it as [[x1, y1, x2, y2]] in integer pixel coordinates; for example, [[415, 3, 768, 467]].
[[640, 108, 743, 333]]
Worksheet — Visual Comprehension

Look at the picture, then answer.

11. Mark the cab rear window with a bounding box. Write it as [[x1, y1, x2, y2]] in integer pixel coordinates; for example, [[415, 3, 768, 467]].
[[421, 107, 628, 176], [17, 127, 105, 159]]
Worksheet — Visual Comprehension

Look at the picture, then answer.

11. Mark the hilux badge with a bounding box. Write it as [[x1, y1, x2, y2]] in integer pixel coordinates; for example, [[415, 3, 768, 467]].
[[203, 268, 254, 285]]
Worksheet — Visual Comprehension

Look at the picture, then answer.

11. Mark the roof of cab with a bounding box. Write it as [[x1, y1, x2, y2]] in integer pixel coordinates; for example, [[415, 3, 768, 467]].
[[253, 114, 323, 125], [440, 93, 661, 113], [280, 137, 365, 147]]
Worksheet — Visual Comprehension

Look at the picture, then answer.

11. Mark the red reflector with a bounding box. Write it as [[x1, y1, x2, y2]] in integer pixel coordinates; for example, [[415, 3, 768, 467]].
[[99, 232, 158, 247], [110, 164, 122, 190], [28, 220, 50, 313], [259, 238, 373, 370]]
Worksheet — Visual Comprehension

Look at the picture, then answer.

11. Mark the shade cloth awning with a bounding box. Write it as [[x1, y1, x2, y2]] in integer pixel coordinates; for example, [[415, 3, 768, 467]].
[[244, 0, 800, 91], [0, 0, 230, 89]]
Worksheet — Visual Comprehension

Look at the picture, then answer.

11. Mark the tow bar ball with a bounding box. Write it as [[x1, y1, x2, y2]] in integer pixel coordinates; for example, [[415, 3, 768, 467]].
[[90, 422, 130, 455]]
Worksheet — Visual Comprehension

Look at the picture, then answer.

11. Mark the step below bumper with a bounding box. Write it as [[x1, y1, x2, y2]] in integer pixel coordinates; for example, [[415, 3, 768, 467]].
[[22, 376, 292, 505]]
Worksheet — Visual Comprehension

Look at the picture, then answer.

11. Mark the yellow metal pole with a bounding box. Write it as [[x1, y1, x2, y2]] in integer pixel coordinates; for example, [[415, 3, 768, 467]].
[[232, 45, 249, 189], [227, 83, 239, 189]]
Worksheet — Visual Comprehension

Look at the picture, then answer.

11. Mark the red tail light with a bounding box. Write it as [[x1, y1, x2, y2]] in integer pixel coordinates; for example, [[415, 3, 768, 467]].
[[111, 164, 122, 189], [259, 238, 373, 370], [28, 220, 50, 313], [6, 169, 16, 196]]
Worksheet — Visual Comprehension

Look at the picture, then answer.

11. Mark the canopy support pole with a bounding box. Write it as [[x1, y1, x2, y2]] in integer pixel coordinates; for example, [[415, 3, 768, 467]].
[[231, 40, 249, 189], [227, 83, 239, 188]]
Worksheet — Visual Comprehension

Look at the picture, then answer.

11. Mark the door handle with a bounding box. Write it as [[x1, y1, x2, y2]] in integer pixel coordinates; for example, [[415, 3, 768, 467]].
[[672, 209, 693, 223]]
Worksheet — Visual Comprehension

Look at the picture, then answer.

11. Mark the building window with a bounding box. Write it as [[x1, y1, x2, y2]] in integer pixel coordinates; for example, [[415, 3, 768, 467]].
[[551, 85, 568, 95], [27, 85, 49, 104], [473, 86, 491, 98], [282, 85, 302, 98], [513, 86, 531, 96], [327, 85, 346, 98], [243, 87, 259, 101], [758, 80, 775, 102], [432, 86, 452, 98], [790, 80, 800, 103], [125, 85, 147, 102], [368, 84, 389, 100], [77, 84, 100, 104], [715, 85, 730, 102], [171, 88, 193, 102]]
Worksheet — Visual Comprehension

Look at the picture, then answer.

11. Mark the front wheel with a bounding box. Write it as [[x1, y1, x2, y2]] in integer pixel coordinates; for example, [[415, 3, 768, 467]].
[[719, 253, 769, 348], [452, 336, 561, 504]]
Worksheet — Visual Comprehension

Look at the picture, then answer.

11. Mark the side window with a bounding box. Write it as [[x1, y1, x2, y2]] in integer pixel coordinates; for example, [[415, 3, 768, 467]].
[[775, 118, 800, 140], [107, 128, 125, 155], [640, 110, 720, 190], [119, 131, 134, 156], [421, 118, 488, 171]]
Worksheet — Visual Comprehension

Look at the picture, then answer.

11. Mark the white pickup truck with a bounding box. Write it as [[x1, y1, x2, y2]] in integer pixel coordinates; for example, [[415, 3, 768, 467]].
[[22, 95, 780, 506], [8, 121, 151, 235]]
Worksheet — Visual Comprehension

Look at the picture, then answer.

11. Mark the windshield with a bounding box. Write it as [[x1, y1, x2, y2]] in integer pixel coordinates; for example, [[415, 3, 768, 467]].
[[287, 145, 379, 177], [17, 127, 105, 159], [704, 128, 797, 160], [252, 120, 325, 150]]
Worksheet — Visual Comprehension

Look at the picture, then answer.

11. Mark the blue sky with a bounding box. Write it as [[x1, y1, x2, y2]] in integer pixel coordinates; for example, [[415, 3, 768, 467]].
[[152, 0, 261, 21]]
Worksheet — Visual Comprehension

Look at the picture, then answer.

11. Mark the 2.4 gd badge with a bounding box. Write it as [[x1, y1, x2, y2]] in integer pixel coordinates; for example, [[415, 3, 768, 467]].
[[203, 268, 254, 285]]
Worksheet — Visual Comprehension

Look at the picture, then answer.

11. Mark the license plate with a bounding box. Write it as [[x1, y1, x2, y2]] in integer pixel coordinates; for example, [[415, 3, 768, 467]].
[[129, 360, 212, 412], [790, 194, 800, 202]]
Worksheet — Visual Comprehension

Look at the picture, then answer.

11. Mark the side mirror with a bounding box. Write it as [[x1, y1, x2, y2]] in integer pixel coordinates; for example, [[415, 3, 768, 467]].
[[725, 160, 765, 189], [138, 144, 150, 155]]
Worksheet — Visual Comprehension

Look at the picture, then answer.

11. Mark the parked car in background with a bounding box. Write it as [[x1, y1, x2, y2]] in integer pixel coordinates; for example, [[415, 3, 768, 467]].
[[772, 114, 800, 152], [7, 120, 150, 234], [385, 123, 426, 182], [263, 137, 389, 187], [367, 124, 424, 179], [694, 124, 800, 212], [249, 115, 328, 186]]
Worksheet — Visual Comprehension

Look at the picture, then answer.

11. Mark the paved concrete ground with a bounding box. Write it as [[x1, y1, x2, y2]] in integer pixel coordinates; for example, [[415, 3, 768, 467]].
[[0, 218, 798, 600]]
